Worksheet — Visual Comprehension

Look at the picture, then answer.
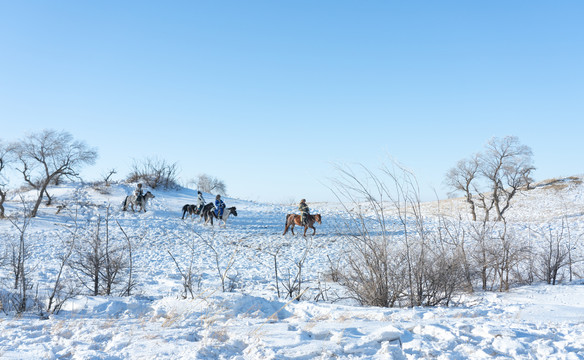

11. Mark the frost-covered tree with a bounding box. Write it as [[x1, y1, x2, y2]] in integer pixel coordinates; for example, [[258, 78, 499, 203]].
[[195, 173, 226, 195], [445, 154, 481, 221], [11, 129, 98, 217], [481, 136, 535, 221], [446, 136, 534, 221]]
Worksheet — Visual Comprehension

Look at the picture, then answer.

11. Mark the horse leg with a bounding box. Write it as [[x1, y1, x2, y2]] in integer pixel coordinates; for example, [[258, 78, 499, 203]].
[[303, 225, 308, 237], [311, 224, 316, 236]]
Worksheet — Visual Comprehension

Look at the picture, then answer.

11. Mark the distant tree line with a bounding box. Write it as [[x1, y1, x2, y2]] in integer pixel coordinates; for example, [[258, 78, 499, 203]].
[[0, 129, 228, 218]]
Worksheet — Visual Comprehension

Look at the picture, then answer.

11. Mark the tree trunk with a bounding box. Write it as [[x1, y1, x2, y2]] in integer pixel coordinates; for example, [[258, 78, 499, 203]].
[[0, 189, 6, 218], [30, 179, 51, 217]]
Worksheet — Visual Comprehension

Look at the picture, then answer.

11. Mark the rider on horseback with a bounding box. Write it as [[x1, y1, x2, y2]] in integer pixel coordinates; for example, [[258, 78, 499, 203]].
[[134, 183, 144, 205], [298, 199, 310, 226], [197, 191, 205, 214], [215, 194, 226, 218]]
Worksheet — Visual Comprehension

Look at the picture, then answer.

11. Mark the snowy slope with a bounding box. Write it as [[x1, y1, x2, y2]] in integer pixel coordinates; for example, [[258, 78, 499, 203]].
[[0, 180, 583, 359]]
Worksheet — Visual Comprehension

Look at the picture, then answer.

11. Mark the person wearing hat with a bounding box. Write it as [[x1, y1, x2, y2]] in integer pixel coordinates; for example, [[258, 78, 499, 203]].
[[214, 194, 226, 218], [298, 199, 310, 226], [196, 191, 205, 214]]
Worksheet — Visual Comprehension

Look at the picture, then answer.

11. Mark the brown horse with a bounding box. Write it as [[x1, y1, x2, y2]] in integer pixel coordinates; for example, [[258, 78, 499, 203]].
[[283, 213, 322, 236]]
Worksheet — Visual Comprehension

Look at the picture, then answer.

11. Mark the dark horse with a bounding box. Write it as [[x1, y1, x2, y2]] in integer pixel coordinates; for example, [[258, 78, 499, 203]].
[[182, 204, 200, 219], [282, 213, 322, 236], [199, 202, 216, 222]]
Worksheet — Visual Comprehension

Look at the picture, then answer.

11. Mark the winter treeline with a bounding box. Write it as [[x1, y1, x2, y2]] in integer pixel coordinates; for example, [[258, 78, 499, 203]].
[[0, 132, 582, 317]]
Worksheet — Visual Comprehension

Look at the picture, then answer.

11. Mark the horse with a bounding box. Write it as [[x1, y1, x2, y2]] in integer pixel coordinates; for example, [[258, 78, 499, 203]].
[[200, 202, 217, 224], [181, 204, 199, 219], [122, 191, 155, 212], [282, 213, 322, 236], [204, 206, 237, 226], [215, 206, 237, 227]]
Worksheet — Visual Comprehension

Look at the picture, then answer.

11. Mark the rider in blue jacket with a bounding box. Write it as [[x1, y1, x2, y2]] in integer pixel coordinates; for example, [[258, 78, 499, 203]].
[[214, 194, 226, 218]]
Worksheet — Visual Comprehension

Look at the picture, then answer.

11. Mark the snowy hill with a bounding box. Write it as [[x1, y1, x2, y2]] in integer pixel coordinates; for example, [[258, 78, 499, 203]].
[[0, 180, 583, 359]]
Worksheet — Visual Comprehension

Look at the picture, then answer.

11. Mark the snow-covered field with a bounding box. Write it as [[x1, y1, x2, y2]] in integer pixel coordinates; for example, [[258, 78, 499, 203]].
[[1, 178, 583, 359]]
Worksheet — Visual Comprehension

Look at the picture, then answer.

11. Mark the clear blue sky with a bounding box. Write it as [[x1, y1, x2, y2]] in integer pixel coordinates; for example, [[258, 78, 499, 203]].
[[1, 1, 583, 203]]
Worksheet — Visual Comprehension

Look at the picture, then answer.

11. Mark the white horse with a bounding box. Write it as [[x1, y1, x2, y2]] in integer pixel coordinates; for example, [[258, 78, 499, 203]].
[[205, 206, 237, 226], [122, 191, 155, 212]]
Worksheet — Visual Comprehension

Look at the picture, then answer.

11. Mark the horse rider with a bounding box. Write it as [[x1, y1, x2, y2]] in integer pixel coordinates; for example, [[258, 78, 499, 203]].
[[197, 191, 205, 214], [134, 183, 144, 204], [298, 199, 310, 225], [215, 194, 226, 218]]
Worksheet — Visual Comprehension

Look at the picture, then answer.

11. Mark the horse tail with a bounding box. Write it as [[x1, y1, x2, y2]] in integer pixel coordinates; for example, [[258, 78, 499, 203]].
[[122, 196, 128, 211], [283, 214, 292, 235]]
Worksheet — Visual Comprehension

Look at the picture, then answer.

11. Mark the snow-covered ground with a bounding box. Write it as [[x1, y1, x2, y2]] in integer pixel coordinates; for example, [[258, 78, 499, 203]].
[[0, 179, 583, 359]]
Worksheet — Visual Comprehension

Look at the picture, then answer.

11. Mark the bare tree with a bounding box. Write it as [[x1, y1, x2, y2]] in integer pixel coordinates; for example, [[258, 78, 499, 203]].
[[445, 155, 481, 221], [200, 232, 240, 292], [127, 157, 179, 189], [533, 218, 581, 285], [446, 136, 534, 222], [166, 227, 205, 299], [468, 218, 500, 291], [490, 222, 530, 291], [279, 238, 312, 300], [116, 220, 140, 297], [7, 197, 34, 313], [436, 214, 474, 293], [264, 243, 284, 298], [0, 140, 14, 218], [102, 168, 117, 187], [195, 174, 226, 195], [69, 208, 129, 296], [331, 161, 468, 308], [11, 129, 98, 217], [481, 136, 535, 221], [168, 248, 200, 299], [46, 210, 81, 315]]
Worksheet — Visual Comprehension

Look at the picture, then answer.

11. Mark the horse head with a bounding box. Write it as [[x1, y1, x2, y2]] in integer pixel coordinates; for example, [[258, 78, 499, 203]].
[[228, 207, 237, 216], [314, 214, 322, 224]]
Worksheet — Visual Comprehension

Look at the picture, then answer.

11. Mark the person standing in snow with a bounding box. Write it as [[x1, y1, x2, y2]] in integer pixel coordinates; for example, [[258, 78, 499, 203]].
[[196, 191, 205, 214], [214, 194, 226, 218], [298, 199, 310, 225]]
